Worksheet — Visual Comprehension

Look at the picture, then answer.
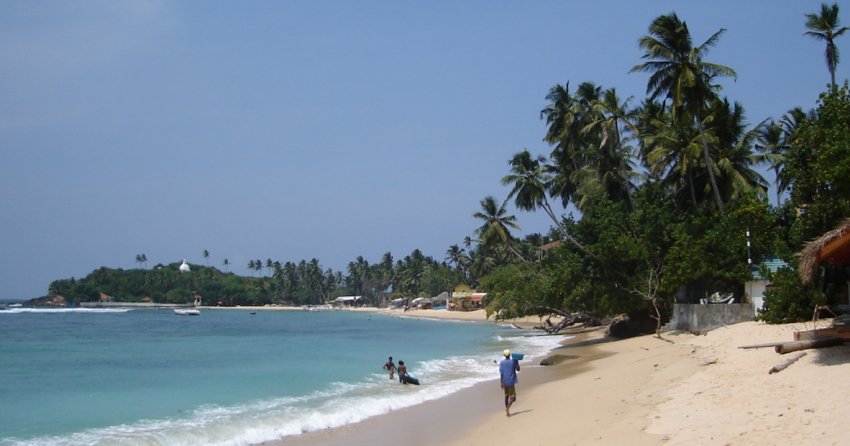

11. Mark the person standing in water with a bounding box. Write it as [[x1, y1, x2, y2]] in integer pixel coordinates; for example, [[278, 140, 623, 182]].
[[499, 349, 520, 417], [383, 356, 396, 380], [397, 360, 410, 384]]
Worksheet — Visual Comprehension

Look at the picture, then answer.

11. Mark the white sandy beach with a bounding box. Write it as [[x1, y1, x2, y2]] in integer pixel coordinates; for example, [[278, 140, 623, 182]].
[[263, 307, 850, 446]]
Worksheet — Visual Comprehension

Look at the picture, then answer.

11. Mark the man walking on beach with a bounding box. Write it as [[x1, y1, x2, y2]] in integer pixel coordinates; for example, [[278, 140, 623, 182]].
[[499, 349, 520, 417]]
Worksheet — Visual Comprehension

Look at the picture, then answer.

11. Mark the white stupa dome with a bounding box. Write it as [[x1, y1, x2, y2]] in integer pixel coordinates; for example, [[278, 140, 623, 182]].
[[179, 259, 191, 273]]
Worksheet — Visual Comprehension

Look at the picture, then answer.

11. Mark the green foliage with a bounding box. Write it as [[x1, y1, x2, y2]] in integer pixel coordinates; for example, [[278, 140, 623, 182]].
[[481, 263, 548, 319], [786, 84, 850, 244], [661, 211, 751, 297], [760, 266, 825, 323], [48, 263, 283, 306], [46, 249, 460, 307], [478, 14, 850, 326]]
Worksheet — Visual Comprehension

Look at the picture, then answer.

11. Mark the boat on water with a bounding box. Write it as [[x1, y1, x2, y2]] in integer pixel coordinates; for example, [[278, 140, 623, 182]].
[[174, 308, 200, 316]]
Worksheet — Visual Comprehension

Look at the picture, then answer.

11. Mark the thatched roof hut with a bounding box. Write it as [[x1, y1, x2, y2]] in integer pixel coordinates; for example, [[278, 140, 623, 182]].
[[798, 218, 850, 284]]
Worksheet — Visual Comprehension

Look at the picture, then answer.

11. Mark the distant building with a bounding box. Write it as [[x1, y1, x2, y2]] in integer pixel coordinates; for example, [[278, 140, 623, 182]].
[[746, 256, 789, 312], [179, 259, 191, 273], [333, 295, 362, 307], [98, 292, 114, 303], [450, 284, 485, 311]]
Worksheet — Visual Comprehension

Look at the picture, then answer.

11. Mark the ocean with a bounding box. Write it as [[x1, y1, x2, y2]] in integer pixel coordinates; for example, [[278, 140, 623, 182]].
[[0, 308, 562, 446]]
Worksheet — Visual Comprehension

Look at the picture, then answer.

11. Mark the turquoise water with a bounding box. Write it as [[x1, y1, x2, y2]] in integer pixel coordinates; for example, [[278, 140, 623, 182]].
[[0, 308, 561, 445]]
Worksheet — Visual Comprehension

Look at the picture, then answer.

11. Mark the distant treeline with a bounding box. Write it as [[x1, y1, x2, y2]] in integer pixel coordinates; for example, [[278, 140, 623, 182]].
[[48, 251, 461, 307]]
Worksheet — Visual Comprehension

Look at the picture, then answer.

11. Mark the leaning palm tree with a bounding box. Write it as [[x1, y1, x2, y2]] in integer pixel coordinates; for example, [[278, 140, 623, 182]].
[[631, 13, 737, 215], [501, 150, 557, 224], [805, 3, 849, 88], [472, 196, 525, 262]]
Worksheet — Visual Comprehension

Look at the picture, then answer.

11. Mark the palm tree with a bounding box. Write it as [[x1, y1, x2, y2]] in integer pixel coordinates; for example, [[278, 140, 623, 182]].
[[582, 87, 642, 208], [445, 244, 469, 281], [540, 82, 603, 209], [502, 150, 558, 223], [472, 196, 525, 262], [756, 120, 787, 206], [631, 13, 737, 215], [709, 99, 771, 202], [223, 258, 230, 273], [643, 114, 705, 208], [805, 3, 848, 88], [347, 256, 369, 298], [203, 249, 210, 266]]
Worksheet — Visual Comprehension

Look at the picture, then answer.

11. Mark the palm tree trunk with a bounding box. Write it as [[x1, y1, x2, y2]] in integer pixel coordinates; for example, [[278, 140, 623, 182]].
[[697, 115, 725, 215], [829, 41, 836, 88], [541, 201, 596, 259], [686, 168, 698, 209], [507, 242, 528, 263]]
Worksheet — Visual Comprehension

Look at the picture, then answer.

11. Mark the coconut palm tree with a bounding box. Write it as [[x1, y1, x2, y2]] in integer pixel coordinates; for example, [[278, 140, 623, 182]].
[[540, 82, 603, 209], [631, 13, 737, 215], [805, 3, 848, 88], [203, 249, 210, 266], [346, 256, 369, 298], [501, 150, 558, 222], [582, 87, 642, 208], [643, 114, 706, 208], [445, 244, 469, 281], [472, 196, 525, 262], [709, 99, 771, 202], [223, 258, 230, 272], [756, 120, 787, 206]]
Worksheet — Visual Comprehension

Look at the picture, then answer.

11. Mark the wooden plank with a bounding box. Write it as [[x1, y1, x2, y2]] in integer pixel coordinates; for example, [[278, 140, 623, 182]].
[[793, 328, 850, 341], [739, 342, 786, 349]]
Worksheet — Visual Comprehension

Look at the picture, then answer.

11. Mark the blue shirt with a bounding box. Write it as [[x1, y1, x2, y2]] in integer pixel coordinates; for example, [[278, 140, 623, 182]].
[[499, 358, 520, 386]]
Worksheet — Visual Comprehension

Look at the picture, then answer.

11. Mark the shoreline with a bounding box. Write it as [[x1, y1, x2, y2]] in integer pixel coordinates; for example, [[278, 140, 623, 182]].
[[200, 305, 555, 330], [262, 314, 850, 445], [266, 324, 580, 446]]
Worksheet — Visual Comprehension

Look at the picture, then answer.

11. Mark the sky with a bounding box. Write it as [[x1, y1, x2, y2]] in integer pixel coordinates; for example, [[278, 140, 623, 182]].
[[1, 0, 847, 300]]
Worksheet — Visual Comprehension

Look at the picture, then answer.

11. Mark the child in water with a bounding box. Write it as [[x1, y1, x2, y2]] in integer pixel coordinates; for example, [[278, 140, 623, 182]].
[[383, 356, 396, 380]]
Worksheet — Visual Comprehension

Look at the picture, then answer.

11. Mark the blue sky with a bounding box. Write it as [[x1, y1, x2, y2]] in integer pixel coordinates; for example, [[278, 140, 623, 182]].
[[1, 1, 845, 300]]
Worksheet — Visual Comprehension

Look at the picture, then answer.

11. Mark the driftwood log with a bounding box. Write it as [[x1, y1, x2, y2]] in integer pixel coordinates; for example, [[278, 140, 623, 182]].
[[769, 352, 806, 374], [774, 337, 843, 354]]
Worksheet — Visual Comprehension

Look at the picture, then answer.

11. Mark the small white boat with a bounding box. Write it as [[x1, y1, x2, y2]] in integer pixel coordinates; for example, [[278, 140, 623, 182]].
[[174, 308, 200, 316]]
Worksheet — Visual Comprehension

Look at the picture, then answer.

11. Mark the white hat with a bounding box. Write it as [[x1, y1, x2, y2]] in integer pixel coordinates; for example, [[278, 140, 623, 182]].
[[503, 349, 511, 357]]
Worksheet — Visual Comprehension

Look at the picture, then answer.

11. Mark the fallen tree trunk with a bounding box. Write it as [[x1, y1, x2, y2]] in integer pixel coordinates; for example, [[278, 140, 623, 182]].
[[769, 352, 806, 374], [774, 337, 843, 354], [538, 309, 602, 334]]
